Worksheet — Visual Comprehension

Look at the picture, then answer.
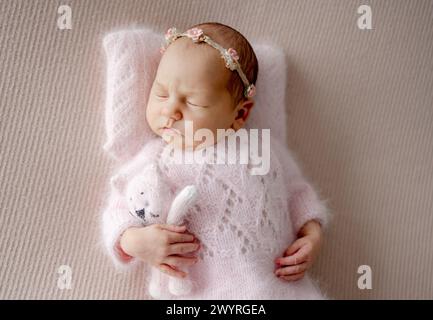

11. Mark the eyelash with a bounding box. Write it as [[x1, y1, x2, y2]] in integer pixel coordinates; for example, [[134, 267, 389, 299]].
[[156, 94, 206, 108], [187, 101, 203, 107]]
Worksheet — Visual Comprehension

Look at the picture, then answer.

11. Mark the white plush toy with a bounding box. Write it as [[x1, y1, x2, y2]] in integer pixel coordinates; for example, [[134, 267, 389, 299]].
[[110, 163, 198, 299]]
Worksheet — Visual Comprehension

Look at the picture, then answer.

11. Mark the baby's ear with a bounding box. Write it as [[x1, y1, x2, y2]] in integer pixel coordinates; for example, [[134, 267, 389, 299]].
[[231, 99, 254, 131]]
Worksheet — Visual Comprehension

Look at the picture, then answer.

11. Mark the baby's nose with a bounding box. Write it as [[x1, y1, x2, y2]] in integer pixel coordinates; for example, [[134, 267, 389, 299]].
[[161, 104, 182, 120], [171, 112, 182, 121]]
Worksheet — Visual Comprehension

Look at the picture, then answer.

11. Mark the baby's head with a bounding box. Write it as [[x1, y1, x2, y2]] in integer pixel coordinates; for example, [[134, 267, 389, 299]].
[[146, 22, 259, 150]]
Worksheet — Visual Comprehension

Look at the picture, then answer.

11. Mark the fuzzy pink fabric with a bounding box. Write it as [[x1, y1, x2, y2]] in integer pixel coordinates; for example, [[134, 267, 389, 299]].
[[100, 28, 331, 299]]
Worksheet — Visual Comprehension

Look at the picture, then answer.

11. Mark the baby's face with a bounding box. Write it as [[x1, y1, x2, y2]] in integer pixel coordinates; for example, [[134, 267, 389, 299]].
[[146, 38, 242, 150]]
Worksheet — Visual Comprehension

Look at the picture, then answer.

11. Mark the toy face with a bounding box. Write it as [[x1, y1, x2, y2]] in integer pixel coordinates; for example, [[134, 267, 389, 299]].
[[132, 193, 153, 220], [130, 191, 160, 222], [125, 172, 171, 224], [126, 180, 160, 223]]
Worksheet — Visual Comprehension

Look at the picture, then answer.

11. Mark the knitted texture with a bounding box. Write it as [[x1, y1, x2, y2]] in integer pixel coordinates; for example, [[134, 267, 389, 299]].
[[100, 28, 331, 299], [106, 136, 329, 299]]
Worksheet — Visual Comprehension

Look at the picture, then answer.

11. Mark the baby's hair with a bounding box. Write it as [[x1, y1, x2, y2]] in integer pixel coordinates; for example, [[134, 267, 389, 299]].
[[189, 22, 259, 108]]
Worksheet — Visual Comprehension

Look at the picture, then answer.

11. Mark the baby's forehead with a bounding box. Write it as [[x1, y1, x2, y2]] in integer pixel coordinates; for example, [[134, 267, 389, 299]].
[[166, 38, 225, 69], [159, 39, 231, 90]]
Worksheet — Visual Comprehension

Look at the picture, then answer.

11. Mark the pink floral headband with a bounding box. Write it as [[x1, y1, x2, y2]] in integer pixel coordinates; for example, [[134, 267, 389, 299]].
[[160, 27, 256, 98]]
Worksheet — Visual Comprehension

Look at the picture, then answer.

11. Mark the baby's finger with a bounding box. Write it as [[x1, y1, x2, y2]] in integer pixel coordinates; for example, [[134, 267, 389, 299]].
[[163, 255, 198, 268], [276, 246, 309, 266], [167, 231, 195, 244], [275, 262, 308, 276], [168, 241, 200, 256], [284, 239, 304, 257], [158, 263, 187, 278], [158, 224, 186, 233], [279, 271, 305, 282]]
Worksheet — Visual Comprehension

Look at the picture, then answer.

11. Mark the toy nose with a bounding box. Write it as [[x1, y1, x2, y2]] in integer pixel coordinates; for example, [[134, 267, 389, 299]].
[[135, 208, 145, 219]]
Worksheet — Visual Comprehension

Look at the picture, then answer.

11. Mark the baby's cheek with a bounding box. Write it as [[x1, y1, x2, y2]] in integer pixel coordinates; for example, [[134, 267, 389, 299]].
[[146, 105, 159, 131], [189, 119, 212, 136]]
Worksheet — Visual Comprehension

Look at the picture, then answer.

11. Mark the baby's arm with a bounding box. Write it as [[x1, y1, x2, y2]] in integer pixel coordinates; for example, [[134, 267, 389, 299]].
[[275, 219, 323, 281], [276, 178, 328, 282], [101, 182, 199, 276], [274, 184, 327, 281], [273, 143, 330, 281]]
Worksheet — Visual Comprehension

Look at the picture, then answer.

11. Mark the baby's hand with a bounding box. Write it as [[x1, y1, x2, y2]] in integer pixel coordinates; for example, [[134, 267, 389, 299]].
[[120, 224, 200, 278], [274, 220, 322, 282]]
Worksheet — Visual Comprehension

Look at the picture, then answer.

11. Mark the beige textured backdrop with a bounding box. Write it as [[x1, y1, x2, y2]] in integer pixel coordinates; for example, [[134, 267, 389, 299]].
[[1, 0, 432, 300]]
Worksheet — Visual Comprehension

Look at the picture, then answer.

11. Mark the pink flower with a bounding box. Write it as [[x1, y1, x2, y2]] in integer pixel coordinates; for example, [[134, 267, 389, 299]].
[[164, 27, 177, 41], [227, 48, 239, 61], [246, 84, 256, 98], [185, 27, 204, 42]]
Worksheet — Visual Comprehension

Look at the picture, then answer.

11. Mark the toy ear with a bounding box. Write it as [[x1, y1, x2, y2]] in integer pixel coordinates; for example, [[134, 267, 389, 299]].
[[177, 185, 198, 204], [167, 185, 198, 225], [110, 173, 128, 194]]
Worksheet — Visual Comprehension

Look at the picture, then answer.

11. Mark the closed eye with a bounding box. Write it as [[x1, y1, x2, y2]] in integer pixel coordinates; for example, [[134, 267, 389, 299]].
[[187, 101, 208, 108]]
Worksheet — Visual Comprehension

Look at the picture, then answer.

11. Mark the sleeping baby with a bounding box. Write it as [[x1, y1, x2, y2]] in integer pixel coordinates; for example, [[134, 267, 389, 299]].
[[101, 22, 330, 299]]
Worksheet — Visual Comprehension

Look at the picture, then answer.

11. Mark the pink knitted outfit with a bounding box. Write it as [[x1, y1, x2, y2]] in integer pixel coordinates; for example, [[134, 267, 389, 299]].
[[101, 132, 329, 299]]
